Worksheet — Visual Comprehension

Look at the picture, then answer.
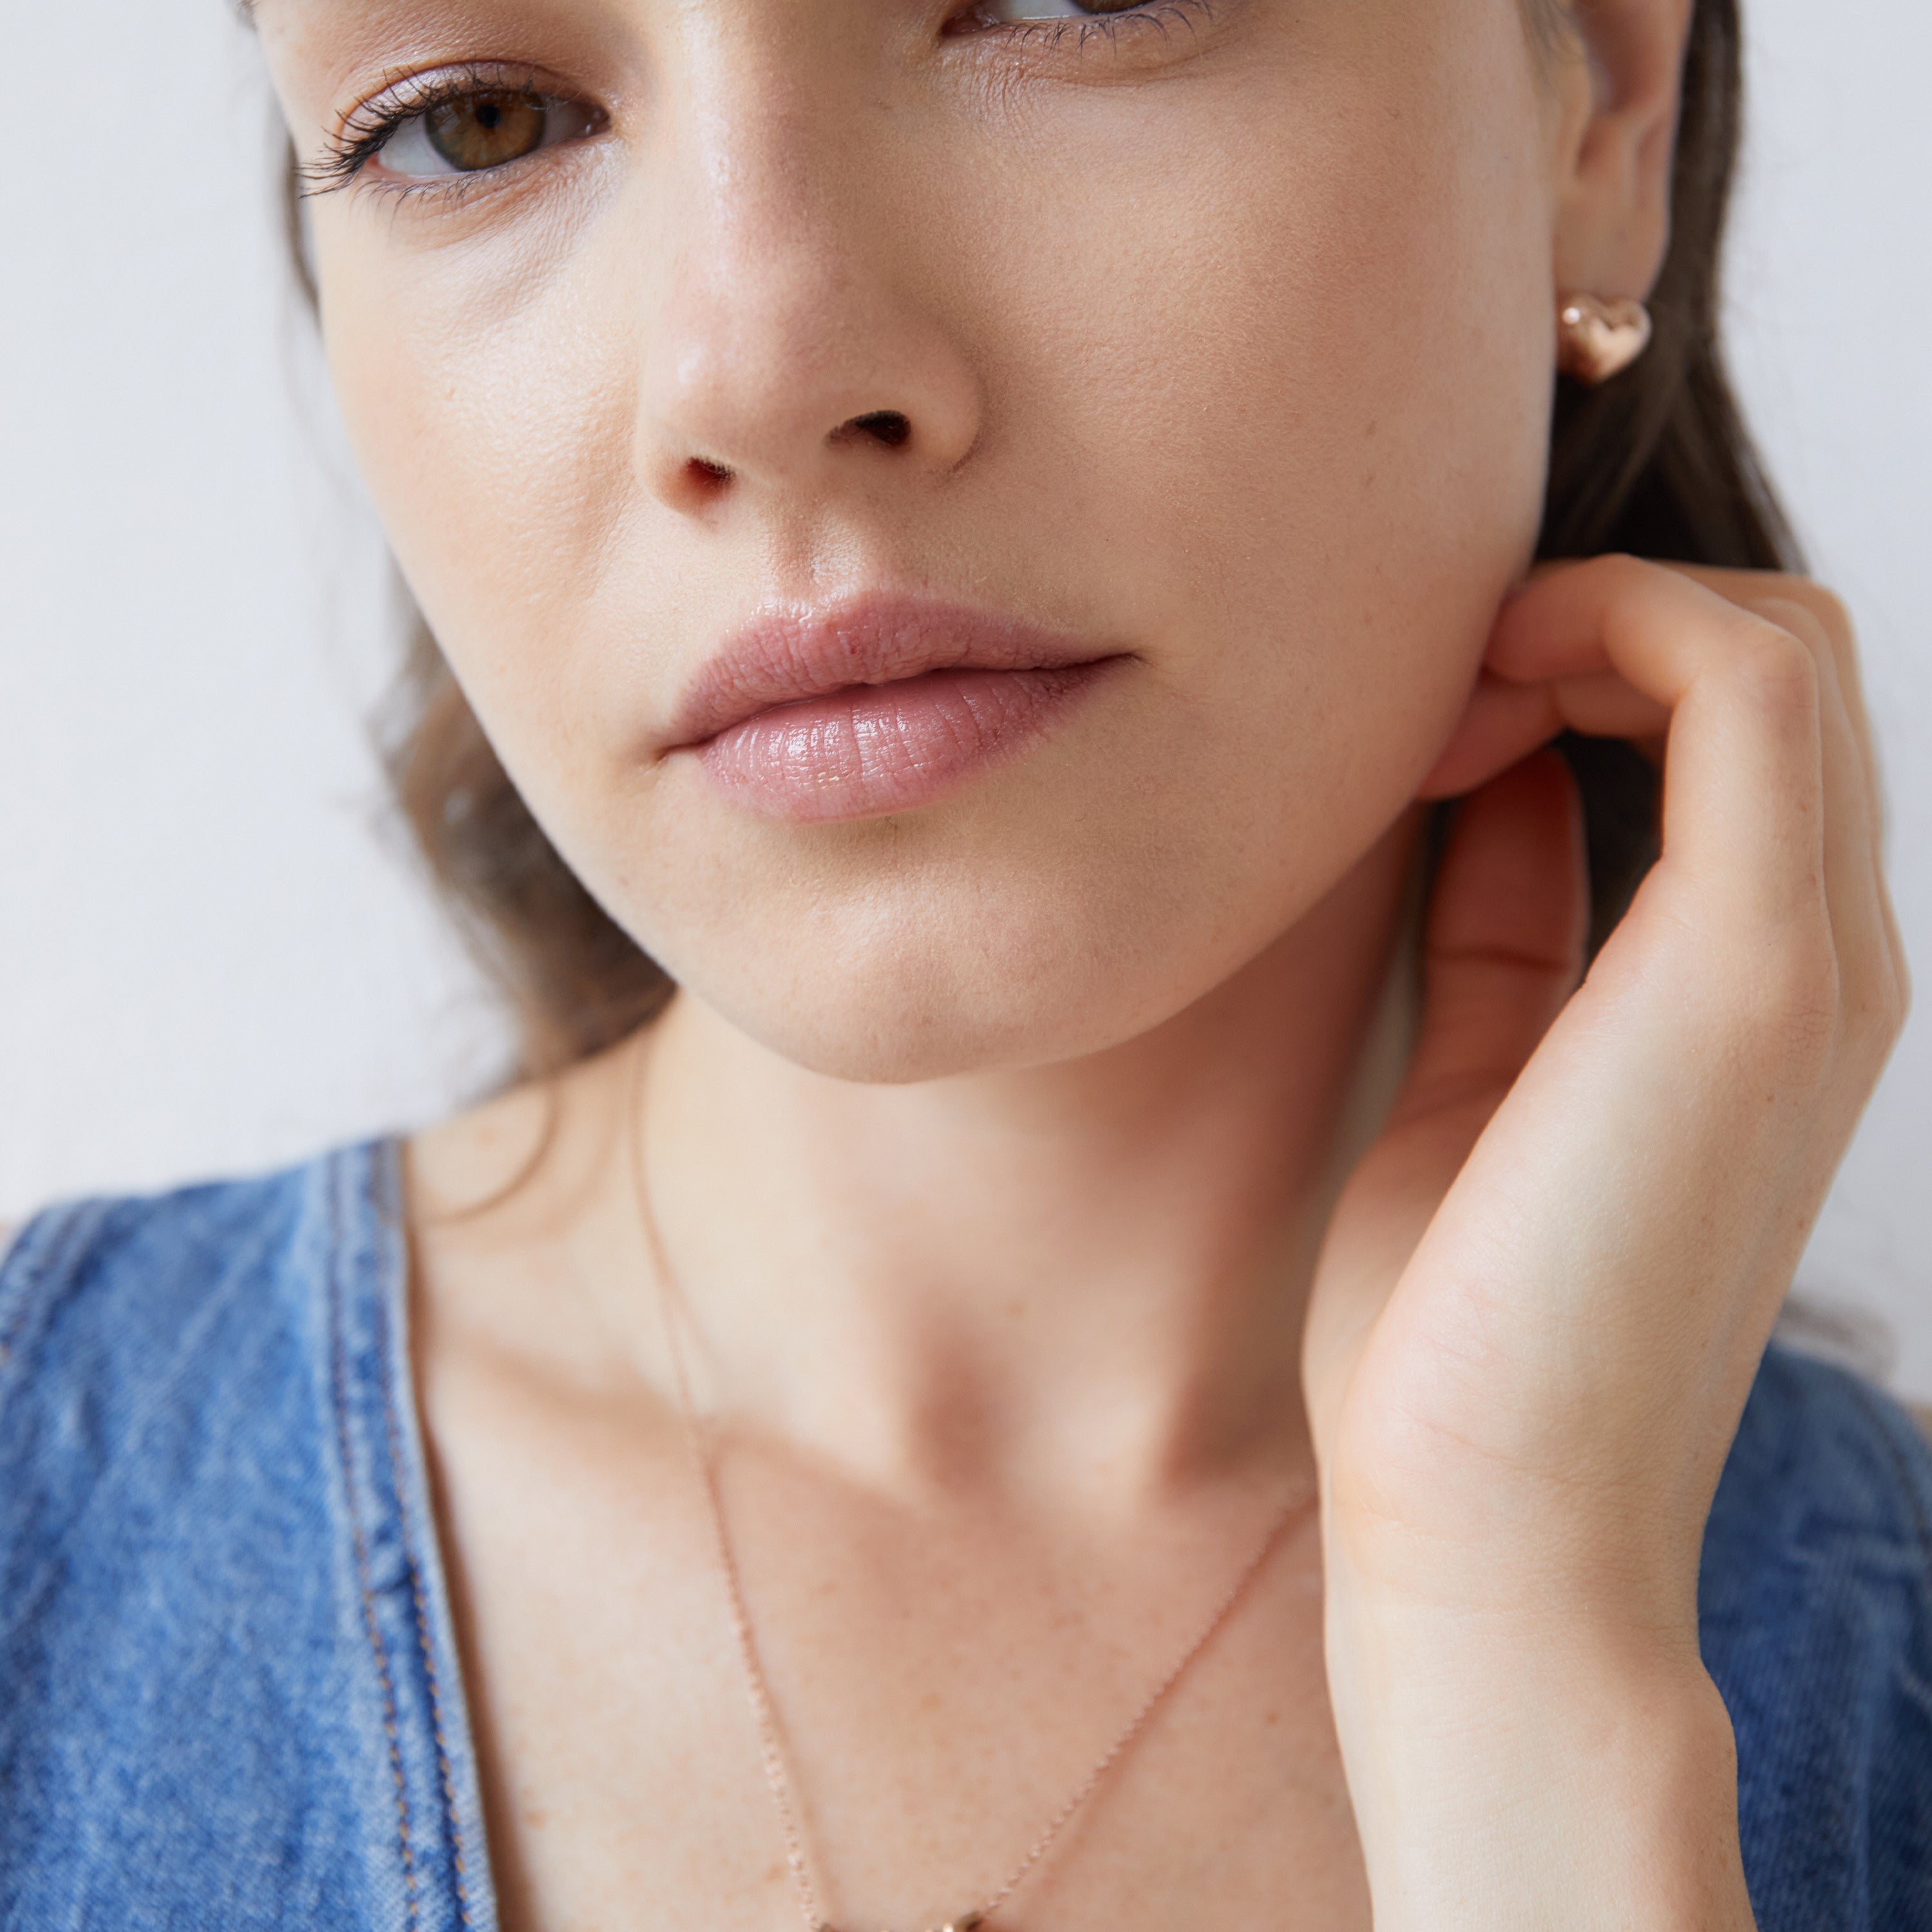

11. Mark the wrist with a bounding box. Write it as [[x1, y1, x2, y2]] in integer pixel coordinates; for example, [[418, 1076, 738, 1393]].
[[1325, 1597, 1754, 1932]]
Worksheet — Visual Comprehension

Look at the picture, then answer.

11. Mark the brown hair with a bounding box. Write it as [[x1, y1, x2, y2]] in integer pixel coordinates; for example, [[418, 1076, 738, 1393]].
[[292, 0, 1795, 1073]]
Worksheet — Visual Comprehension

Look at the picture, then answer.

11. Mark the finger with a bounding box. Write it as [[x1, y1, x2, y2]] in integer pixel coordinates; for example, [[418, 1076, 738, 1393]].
[[1727, 585, 1909, 1001], [1751, 596, 1908, 1075], [1673, 570, 1880, 808], [1508, 561, 1903, 1010], [1400, 750, 1588, 1123], [1490, 557, 1826, 940], [1303, 753, 1587, 1437], [1419, 669, 1669, 800]]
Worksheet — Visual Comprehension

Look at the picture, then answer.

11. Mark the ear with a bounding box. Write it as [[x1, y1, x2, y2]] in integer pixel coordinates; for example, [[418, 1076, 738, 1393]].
[[1548, 0, 1696, 301]]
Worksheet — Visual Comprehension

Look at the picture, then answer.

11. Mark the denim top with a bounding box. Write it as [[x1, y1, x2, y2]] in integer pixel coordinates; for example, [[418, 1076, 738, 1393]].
[[3, 1141, 1931, 1930]]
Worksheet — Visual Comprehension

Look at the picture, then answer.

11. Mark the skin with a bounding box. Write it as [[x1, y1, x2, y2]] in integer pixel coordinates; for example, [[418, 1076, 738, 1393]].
[[243, 0, 1908, 1927]]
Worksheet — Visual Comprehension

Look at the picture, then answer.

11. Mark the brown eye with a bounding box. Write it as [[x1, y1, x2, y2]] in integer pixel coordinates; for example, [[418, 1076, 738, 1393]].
[[365, 81, 600, 185], [424, 91, 549, 172]]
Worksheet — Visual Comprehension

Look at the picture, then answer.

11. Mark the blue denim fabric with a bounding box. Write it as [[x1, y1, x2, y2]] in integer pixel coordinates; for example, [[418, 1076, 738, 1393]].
[[0, 1144, 488, 1932], [3, 1141, 1930, 1929]]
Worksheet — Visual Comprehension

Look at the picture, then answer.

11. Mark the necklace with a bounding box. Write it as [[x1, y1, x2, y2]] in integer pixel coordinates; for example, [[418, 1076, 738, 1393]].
[[627, 1046, 1316, 1932]]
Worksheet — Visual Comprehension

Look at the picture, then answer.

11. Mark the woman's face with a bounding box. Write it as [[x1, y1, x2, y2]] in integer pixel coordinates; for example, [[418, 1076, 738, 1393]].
[[260, 0, 1582, 1080]]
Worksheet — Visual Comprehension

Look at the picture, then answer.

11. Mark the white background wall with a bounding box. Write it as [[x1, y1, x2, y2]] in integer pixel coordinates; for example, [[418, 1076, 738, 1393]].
[[3, 4, 1928, 1386]]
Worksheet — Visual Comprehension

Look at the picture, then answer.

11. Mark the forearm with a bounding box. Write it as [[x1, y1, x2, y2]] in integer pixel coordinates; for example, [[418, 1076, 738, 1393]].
[[1327, 1592, 1755, 1932]]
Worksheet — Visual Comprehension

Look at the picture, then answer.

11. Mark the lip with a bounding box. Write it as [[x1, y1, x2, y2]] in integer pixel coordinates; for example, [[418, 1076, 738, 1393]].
[[666, 594, 1124, 823]]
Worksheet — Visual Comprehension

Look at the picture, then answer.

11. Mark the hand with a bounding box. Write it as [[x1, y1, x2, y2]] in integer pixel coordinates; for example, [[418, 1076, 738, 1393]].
[[1300, 556, 1908, 1931]]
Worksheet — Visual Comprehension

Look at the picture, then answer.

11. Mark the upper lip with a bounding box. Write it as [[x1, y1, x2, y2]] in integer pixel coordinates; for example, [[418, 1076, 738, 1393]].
[[663, 592, 1119, 750]]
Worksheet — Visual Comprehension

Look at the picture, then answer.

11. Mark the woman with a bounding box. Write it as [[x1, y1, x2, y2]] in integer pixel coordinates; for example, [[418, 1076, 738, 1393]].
[[3, 0, 1926, 1926]]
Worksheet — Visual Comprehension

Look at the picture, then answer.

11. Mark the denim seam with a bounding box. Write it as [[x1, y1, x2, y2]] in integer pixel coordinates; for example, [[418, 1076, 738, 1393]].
[[371, 1148, 476, 1931], [332, 1152, 424, 1931]]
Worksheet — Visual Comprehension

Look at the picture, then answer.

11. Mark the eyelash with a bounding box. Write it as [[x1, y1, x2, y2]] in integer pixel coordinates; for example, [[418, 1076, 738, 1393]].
[[299, 1, 1218, 204], [298, 62, 571, 201]]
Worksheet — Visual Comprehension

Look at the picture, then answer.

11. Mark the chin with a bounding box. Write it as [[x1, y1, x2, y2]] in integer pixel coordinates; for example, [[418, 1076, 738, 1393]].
[[692, 935, 1177, 1087], [638, 875, 1263, 1085], [630, 808, 1410, 1084], [516, 690, 1429, 1087]]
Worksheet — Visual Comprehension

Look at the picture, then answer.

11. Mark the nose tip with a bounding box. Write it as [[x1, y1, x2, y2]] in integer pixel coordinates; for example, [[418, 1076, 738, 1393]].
[[638, 197, 984, 518]]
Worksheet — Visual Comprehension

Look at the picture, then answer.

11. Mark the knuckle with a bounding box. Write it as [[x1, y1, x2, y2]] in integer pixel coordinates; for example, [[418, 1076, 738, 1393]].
[[1592, 552, 1656, 594], [1747, 596, 1830, 657], [1725, 620, 1819, 718], [1560, 551, 1651, 600], [1683, 567, 1854, 648], [1785, 578, 1855, 645]]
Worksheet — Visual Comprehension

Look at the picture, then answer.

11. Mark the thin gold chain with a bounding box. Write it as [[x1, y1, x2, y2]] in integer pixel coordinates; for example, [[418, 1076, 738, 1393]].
[[627, 1039, 1316, 1932]]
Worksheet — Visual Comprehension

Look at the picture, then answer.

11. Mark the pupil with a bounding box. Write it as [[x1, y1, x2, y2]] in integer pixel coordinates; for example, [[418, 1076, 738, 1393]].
[[426, 91, 548, 172]]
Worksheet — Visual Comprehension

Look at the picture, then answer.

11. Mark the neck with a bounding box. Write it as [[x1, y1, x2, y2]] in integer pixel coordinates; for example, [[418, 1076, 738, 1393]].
[[622, 817, 1420, 1512]]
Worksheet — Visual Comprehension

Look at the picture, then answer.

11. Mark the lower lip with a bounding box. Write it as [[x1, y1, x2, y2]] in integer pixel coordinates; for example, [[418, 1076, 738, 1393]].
[[692, 661, 1114, 822]]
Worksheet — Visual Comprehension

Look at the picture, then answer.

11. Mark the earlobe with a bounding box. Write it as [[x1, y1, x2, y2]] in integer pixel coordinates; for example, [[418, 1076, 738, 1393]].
[[1549, 0, 1694, 305]]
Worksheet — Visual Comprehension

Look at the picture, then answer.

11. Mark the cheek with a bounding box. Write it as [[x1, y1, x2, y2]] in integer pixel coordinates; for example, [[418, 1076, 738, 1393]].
[[985, 21, 1557, 790], [314, 188, 645, 742], [808, 14, 1556, 999], [307, 7, 1560, 1078]]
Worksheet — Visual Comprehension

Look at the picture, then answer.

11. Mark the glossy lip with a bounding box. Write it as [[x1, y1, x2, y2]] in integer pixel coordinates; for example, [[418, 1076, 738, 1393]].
[[663, 592, 1126, 823], [665, 593, 1118, 748]]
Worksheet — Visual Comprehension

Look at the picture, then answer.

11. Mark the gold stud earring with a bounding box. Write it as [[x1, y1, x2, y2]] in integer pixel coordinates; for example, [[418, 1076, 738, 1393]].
[[1556, 294, 1653, 384]]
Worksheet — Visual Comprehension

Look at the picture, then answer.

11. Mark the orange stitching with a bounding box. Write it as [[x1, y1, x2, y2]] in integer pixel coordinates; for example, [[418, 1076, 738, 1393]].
[[331, 1154, 422, 1930]]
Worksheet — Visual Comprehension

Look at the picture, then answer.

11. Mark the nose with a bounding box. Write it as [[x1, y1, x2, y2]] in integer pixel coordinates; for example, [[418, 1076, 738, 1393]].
[[634, 115, 985, 516]]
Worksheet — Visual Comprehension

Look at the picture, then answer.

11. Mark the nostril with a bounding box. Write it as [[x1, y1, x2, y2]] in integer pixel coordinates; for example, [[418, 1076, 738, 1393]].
[[841, 410, 913, 450], [685, 456, 733, 495]]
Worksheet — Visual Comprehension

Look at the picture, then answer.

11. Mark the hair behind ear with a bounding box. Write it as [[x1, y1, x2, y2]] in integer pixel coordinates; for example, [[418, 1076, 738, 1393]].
[[1540, 0, 1798, 955]]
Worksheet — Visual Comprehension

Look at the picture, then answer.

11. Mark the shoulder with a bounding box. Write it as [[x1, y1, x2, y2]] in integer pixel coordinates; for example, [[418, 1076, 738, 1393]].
[[0, 1148, 399, 1558], [1701, 1343, 1932, 1928], [0, 1142, 452, 1928], [0, 1145, 395, 1408], [0, 1144, 406, 1582]]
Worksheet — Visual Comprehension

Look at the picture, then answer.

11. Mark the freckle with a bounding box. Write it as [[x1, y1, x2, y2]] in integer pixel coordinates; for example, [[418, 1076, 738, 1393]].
[[523, 1808, 550, 1828], [1264, 1709, 1280, 1727], [920, 1689, 942, 1712]]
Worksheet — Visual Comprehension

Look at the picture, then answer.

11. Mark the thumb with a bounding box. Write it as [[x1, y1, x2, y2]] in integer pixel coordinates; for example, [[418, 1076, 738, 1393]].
[[1305, 752, 1588, 1441]]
